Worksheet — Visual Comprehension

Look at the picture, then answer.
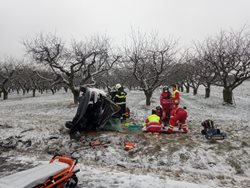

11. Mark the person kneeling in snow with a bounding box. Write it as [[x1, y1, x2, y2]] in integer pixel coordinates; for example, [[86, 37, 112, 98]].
[[167, 106, 188, 133], [155, 106, 162, 118], [144, 110, 162, 132]]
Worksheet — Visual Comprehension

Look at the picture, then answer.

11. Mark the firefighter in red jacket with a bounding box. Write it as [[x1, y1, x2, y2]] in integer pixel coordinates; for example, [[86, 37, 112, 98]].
[[160, 87, 172, 126], [167, 107, 188, 133]]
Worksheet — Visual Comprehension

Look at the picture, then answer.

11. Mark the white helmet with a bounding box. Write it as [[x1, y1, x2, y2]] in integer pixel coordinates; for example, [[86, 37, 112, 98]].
[[115, 83, 122, 89]]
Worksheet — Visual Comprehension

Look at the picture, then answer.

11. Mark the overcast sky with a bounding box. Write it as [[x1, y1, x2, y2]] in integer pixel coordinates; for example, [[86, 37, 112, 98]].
[[0, 0, 250, 58]]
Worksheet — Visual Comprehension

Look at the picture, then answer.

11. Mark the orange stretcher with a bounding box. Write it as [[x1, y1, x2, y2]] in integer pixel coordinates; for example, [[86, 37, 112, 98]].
[[0, 155, 79, 188]]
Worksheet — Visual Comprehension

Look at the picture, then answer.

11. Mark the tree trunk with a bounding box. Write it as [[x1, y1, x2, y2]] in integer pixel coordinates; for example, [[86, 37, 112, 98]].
[[223, 87, 233, 104], [145, 90, 153, 106], [51, 89, 55, 95], [73, 89, 80, 104], [178, 85, 181, 91], [205, 83, 211, 98], [64, 87, 68, 93], [22, 89, 26, 95], [3, 90, 8, 100], [0, 91, 2, 98], [193, 88, 198, 95], [185, 86, 190, 93], [180, 85, 184, 92], [32, 89, 36, 97]]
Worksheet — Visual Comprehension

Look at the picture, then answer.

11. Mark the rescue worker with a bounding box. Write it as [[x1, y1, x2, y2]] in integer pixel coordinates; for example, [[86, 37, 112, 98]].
[[169, 84, 180, 126], [144, 110, 162, 132], [145, 109, 162, 126], [160, 87, 172, 126], [113, 83, 127, 121], [160, 87, 171, 100], [171, 84, 180, 108], [155, 106, 162, 118], [167, 106, 188, 133]]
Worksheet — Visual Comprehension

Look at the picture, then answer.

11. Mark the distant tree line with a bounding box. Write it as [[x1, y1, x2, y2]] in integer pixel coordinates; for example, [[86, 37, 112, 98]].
[[0, 28, 250, 105]]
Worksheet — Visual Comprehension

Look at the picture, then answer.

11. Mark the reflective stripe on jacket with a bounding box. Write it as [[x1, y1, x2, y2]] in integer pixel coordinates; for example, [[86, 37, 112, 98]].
[[114, 91, 127, 105]]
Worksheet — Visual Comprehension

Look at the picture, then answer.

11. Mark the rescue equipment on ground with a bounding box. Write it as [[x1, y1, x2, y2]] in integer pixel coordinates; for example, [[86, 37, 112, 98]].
[[0, 155, 79, 188]]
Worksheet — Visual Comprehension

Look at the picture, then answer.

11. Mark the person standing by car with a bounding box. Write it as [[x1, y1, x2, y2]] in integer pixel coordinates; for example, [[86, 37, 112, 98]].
[[113, 83, 127, 122]]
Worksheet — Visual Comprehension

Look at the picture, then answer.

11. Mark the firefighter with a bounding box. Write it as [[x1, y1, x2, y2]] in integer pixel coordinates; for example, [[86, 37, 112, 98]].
[[113, 83, 127, 121], [167, 107, 188, 133], [160, 87, 172, 126]]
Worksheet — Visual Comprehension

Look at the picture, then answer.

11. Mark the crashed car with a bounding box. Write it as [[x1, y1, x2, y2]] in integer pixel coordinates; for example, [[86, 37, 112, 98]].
[[65, 87, 120, 139]]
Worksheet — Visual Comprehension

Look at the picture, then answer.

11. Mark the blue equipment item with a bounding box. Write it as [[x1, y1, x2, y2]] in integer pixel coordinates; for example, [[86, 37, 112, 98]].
[[128, 124, 144, 132], [204, 128, 226, 140], [201, 120, 226, 140]]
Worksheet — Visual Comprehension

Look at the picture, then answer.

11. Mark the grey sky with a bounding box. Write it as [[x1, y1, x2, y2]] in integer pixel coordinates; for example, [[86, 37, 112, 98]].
[[0, 0, 250, 58]]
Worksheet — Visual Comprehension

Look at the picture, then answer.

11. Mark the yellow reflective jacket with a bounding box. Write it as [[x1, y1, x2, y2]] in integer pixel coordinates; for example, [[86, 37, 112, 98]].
[[172, 89, 180, 104], [147, 114, 160, 123]]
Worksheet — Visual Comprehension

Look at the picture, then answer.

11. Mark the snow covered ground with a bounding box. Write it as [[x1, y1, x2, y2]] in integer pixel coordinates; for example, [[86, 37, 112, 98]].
[[0, 81, 250, 188]]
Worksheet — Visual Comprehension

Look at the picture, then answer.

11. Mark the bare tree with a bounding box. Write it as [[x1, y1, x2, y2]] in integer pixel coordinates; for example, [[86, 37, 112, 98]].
[[194, 44, 218, 98], [27, 69, 44, 97], [24, 33, 120, 103], [116, 67, 139, 90], [181, 51, 203, 95], [202, 29, 250, 104], [168, 63, 187, 92], [0, 57, 18, 100], [94, 71, 114, 91], [125, 32, 176, 106], [35, 69, 60, 94], [13, 65, 31, 95]]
